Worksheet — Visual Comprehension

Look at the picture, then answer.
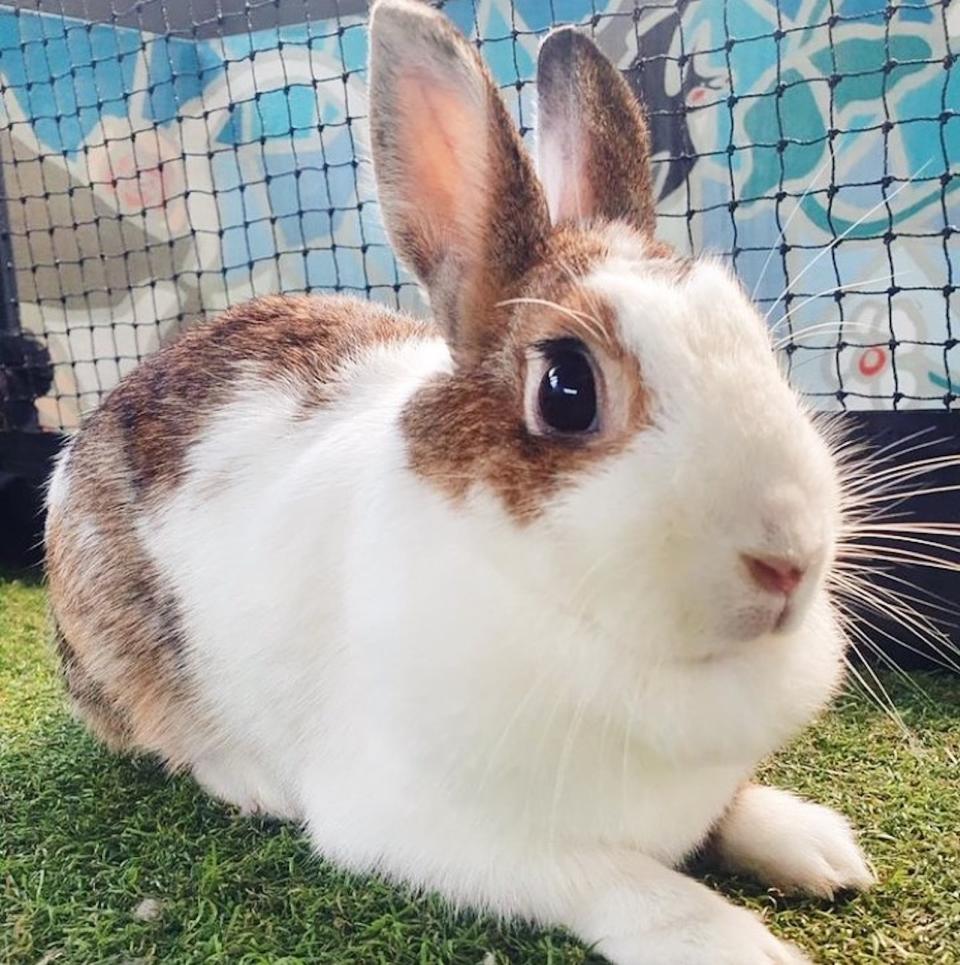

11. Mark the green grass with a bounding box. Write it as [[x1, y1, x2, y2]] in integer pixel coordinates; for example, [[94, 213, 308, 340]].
[[2, 574, 959, 965]]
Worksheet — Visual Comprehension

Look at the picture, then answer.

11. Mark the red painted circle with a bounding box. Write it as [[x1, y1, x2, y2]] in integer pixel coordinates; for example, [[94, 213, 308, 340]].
[[858, 347, 886, 377]]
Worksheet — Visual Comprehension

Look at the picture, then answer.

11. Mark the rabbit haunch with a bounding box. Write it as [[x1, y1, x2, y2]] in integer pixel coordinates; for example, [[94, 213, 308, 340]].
[[45, 295, 431, 761]]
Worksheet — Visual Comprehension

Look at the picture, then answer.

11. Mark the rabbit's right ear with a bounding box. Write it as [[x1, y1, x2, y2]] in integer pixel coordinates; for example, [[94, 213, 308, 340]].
[[369, 0, 549, 361]]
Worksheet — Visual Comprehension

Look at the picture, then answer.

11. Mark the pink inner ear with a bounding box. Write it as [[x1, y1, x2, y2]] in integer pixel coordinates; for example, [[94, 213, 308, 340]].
[[395, 72, 488, 250], [539, 121, 595, 225]]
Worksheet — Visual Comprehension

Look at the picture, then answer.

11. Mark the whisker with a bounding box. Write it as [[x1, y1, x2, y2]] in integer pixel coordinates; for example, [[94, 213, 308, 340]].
[[556, 257, 616, 346], [620, 673, 645, 836], [830, 573, 960, 671], [772, 320, 878, 351], [855, 482, 960, 505], [840, 569, 960, 626], [496, 296, 609, 344], [858, 427, 945, 466], [839, 544, 960, 573], [845, 531, 960, 559], [855, 606, 960, 675], [842, 647, 910, 734], [830, 429, 945, 501], [851, 521, 960, 537], [771, 271, 910, 337], [844, 619, 937, 704], [859, 567, 960, 619], [828, 413, 960, 702], [845, 452, 960, 491], [548, 684, 591, 854], [763, 161, 932, 324], [750, 152, 835, 302]]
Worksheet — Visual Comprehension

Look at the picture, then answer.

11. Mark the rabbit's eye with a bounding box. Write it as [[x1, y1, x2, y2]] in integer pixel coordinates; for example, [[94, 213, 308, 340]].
[[537, 340, 598, 434]]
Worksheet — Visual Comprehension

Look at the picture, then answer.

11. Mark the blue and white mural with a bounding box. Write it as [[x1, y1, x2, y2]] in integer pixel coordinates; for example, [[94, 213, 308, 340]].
[[0, 0, 957, 429]]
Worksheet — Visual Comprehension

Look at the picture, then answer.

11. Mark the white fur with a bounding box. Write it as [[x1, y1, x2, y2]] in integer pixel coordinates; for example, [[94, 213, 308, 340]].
[[46, 440, 74, 512]]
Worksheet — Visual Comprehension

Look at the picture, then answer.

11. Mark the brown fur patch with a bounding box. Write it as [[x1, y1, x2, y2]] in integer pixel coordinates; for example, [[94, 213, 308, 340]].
[[45, 443, 201, 764], [53, 617, 118, 735], [401, 227, 650, 521], [52, 615, 132, 749], [104, 294, 429, 495]]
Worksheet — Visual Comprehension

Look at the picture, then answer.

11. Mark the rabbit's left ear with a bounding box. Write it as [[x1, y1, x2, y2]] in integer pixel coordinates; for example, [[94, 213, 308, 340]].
[[537, 28, 657, 234]]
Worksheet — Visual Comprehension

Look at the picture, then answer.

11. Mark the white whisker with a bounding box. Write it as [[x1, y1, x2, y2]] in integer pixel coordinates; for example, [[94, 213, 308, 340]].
[[771, 271, 911, 337], [764, 161, 932, 324], [773, 320, 878, 351], [496, 296, 608, 345], [750, 152, 835, 302]]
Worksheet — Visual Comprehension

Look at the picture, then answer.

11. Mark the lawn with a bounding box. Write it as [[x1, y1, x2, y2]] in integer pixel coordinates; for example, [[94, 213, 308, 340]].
[[2, 573, 959, 964]]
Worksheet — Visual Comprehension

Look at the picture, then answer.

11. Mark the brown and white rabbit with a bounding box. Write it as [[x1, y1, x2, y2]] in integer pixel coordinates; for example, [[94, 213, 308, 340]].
[[45, 2, 874, 961]]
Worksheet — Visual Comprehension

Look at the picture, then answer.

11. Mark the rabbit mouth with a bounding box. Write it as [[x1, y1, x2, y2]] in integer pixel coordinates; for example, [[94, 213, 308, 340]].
[[716, 597, 807, 646], [773, 600, 795, 633], [748, 598, 802, 639]]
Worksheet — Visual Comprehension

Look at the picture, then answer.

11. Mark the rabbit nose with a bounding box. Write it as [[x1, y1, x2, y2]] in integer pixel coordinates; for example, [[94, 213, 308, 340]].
[[741, 553, 806, 597]]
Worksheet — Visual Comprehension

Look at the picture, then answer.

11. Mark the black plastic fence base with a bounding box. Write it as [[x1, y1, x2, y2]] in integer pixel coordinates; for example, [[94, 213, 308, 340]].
[[2, 414, 959, 672], [0, 430, 60, 570], [829, 412, 960, 673]]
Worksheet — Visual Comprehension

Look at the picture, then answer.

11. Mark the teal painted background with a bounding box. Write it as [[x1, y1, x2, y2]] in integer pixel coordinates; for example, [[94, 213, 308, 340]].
[[0, 0, 956, 428]]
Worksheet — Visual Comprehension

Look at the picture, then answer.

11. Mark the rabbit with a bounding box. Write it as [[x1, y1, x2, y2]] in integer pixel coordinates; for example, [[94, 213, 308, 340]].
[[44, 1, 875, 962]]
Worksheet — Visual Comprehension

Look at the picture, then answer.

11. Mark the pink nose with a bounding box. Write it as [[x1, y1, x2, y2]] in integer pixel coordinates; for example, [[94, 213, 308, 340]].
[[742, 553, 806, 597]]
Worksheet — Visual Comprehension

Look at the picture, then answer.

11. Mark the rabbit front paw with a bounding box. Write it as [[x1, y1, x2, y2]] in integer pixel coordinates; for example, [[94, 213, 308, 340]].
[[605, 902, 808, 965], [715, 784, 875, 898], [576, 875, 810, 965]]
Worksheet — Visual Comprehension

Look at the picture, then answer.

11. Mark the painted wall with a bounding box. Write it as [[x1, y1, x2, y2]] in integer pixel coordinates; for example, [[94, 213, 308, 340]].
[[0, 0, 957, 430]]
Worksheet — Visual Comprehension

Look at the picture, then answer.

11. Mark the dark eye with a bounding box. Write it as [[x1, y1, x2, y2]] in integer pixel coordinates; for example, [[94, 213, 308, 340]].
[[537, 342, 598, 434]]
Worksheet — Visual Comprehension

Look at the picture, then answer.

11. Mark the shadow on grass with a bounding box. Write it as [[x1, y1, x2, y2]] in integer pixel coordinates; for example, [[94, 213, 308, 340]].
[[686, 851, 864, 914]]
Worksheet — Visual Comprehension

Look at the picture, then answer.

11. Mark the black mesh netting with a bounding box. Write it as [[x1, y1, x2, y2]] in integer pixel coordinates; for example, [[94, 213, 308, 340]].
[[0, 0, 956, 434]]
